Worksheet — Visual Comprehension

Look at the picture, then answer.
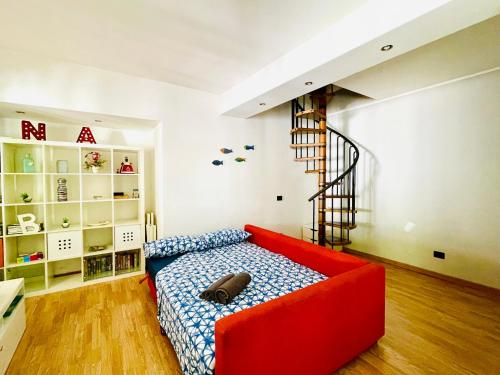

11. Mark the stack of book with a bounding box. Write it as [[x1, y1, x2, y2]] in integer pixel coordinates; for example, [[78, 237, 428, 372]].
[[115, 250, 140, 273], [7, 224, 22, 235], [83, 254, 113, 281], [113, 192, 129, 199]]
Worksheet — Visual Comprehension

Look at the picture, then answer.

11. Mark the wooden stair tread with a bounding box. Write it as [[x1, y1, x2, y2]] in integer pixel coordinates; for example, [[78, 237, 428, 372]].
[[305, 169, 323, 174], [325, 222, 357, 229], [295, 109, 327, 122], [290, 143, 326, 148], [325, 194, 352, 198], [290, 127, 325, 134], [295, 156, 325, 161], [325, 237, 352, 246], [321, 208, 357, 213]]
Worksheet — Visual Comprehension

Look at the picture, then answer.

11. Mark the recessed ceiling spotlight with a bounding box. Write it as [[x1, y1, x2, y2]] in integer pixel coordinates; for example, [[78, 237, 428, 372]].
[[259, 102, 266, 106], [15, 110, 25, 114], [305, 81, 313, 86], [94, 119, 103, 123], [381, 44, 393, 52]]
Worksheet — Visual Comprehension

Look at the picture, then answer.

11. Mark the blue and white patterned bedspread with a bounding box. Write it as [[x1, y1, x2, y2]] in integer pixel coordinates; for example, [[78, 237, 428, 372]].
[[156, 241, 327, 375]]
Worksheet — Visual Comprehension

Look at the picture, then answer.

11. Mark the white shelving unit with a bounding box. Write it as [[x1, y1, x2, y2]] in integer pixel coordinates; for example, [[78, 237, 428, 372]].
[[0, 138, 145, 296]]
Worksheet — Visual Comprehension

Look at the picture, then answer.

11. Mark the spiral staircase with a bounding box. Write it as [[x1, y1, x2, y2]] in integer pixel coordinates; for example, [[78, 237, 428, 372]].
[[290, 86, 359, 247]]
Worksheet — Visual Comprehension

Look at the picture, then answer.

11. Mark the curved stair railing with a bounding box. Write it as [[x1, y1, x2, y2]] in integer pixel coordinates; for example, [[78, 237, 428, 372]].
[[291, 91, 359, 247]]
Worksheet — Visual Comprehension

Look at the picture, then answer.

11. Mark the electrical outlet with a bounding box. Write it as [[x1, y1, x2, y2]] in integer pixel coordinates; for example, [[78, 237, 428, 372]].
[[276, 195, 283, 201], [433, 250, 445, 259]]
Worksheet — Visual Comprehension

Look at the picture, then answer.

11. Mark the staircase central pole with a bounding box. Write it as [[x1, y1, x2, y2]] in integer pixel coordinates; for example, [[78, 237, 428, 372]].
[[317, 92, 327, 246]]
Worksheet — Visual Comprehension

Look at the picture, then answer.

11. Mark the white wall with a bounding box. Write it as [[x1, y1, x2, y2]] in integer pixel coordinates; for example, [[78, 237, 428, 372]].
[[0, 47, 309, 238], [331, 70, 500, 288]]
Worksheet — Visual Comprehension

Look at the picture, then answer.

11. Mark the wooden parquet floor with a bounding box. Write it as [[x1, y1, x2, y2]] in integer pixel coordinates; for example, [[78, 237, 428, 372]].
[[7, 261, 500, 374]]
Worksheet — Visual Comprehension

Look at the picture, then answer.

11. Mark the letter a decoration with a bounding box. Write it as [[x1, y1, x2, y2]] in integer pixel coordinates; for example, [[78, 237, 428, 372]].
[[76, 127, 96, 144], [21, 120, 46, 140]]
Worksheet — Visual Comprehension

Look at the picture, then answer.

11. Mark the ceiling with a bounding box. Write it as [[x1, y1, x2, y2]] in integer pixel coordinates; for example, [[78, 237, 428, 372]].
[[0, 0, 367, 94], [335, 15, 500, 100]]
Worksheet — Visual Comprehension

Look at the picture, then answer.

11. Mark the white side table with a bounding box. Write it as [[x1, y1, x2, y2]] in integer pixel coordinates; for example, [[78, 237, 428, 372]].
[[0, 279, 26, 375]]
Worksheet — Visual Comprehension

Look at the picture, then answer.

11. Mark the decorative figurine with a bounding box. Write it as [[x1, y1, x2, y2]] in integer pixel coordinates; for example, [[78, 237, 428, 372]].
[[57, 178, 68, 202], [118, 156, 135, 174], [22, 153, 35, 173]]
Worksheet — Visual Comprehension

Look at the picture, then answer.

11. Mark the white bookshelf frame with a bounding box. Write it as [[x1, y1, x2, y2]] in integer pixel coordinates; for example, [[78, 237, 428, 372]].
[[0, 137, 145, 296]]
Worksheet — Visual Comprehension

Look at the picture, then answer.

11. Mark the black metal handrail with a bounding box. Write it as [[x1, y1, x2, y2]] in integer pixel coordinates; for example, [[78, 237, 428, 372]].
[[308, 125, 358, 202]]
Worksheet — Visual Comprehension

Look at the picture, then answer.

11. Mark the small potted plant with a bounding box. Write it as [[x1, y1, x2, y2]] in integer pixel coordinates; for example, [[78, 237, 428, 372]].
[[20, 192, 32, 203], [61, 217, 70, 229], [84, 151, 106, 173]]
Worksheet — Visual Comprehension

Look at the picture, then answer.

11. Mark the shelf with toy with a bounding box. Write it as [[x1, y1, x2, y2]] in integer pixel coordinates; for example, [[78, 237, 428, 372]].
[[4, 234, 45, 267], [113, 150, 138, 174]]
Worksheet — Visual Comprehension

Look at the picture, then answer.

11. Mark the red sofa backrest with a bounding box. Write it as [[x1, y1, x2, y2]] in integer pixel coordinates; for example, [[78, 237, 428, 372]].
[[244, 224, 368, 277]]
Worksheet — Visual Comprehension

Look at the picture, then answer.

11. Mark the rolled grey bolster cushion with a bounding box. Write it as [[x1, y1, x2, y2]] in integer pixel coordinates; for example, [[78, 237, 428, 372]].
[[215, 272, 252, 305], [199, 274, 235, 301]]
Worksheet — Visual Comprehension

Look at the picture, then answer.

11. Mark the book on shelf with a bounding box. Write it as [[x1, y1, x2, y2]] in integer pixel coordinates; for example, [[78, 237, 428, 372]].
[[115, 251, 140, 271], [83, 254, 113, 280]]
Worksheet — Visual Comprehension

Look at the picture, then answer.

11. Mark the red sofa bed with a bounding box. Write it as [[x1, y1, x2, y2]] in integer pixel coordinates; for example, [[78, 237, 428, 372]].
[[146, 224, 385, 375]]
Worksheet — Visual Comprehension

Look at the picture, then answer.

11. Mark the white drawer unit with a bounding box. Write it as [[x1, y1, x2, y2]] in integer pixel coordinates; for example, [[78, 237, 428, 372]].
[[47, 230, 83, 260], [115, 225, 142, 251], [0, 279, 26, 375]]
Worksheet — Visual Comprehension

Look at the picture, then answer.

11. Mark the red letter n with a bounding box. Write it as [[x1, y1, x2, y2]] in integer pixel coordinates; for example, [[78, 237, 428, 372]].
[[21, 120, 46, 140]]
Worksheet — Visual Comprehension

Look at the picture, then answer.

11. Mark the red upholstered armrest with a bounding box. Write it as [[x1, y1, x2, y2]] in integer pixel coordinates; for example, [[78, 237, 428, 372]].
[[215, 263, 385, 375], [244, 224, 368, 276]]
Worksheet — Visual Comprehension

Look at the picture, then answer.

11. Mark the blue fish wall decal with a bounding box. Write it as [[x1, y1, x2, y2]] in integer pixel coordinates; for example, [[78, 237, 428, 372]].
[[244, 145, 255, 150], [212, 160, 223, 166]]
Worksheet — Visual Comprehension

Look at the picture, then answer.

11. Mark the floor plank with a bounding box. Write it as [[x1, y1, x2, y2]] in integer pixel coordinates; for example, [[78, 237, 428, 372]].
[[7, 263, 500, 374]]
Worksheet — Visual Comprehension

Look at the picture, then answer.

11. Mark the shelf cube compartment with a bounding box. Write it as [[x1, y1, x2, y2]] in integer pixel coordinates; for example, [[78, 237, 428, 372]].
[[0, 239, 3, 268], [83, 227, 113, 255], [82, 174, 112, 200], [4, 234, 46, 267], [83, 254, 113, 281], [44, 146, 80, 173], [2, 143, 43, 173], [47, 258, 82, 290], [113, 149, 139, 174], [47, 230, 83, 261], [45, 174, 80, 203], [4, 205, 44, 236], [81, 148, 112, 174], [114, 199, 140, 225], [113, 174, 139, 199], [4, 174, 44, 204], [115, 249, 141, 275], [83, 201, 112, 228], [114, 224, 141, 251], [6, 263, 45, 293], [46, 202, 81, 232]]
